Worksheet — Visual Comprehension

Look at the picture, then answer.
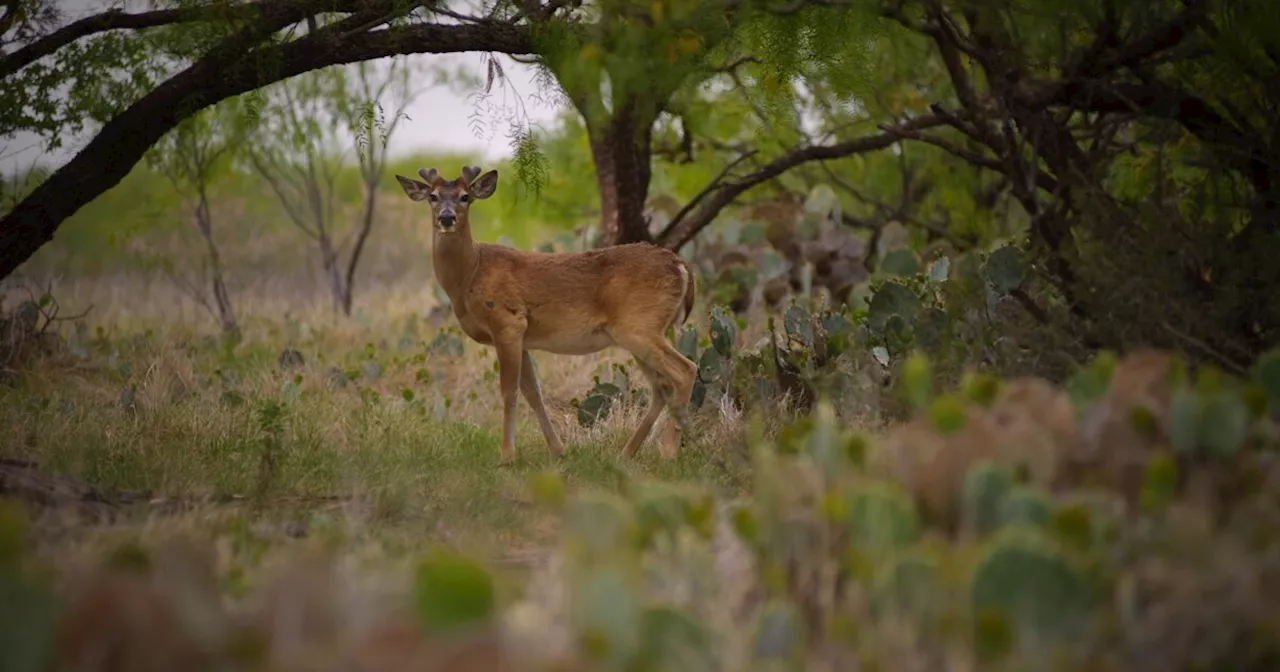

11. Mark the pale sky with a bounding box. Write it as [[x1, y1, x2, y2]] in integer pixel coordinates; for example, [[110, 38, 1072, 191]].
[[1, 1, 567, 176]]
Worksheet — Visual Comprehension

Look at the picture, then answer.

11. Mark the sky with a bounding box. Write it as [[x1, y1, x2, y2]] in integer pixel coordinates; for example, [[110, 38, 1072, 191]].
[[0, 1, 567, 177]]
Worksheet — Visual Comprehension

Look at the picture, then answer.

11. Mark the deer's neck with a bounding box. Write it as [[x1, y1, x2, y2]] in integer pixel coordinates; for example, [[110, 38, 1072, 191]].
[[432, 231, 478, 304]]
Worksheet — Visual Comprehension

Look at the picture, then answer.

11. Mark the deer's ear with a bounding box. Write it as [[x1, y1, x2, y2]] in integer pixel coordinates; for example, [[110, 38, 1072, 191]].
[[469, 170, 498, 200], [395, 175, 431, 202]]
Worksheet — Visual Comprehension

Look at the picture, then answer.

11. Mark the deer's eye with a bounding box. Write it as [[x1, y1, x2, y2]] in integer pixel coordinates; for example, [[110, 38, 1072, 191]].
[[428, 193, 439, 202], [459, 194, 470, 203]]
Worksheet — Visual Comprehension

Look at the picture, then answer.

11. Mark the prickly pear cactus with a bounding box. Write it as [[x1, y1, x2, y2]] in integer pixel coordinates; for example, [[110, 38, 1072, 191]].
[[576, 378, 626, 428], [842, 481, 921, 553], [870, 551, 941, 622], [0, 504, 57, 672], [998, 486, 1053, 530], [709, 307, 737, 358], [1166, 366, 1254, 459], [961, 461, 1015, 537], [969, 528, 1095, 653]]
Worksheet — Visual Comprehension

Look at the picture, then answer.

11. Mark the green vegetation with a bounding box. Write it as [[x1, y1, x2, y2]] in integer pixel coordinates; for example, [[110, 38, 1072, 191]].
[[3, 0, 1280, 670]]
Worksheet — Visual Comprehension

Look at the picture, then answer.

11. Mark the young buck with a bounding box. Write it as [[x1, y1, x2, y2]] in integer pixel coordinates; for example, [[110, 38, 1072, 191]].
[[395, 166, 698, 466]]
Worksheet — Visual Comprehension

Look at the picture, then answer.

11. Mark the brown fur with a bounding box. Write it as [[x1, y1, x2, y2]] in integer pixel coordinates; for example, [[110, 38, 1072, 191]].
[[395, 166, 698, 465]]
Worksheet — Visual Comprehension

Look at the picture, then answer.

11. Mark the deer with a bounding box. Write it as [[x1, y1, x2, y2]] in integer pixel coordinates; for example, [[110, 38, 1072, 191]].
[[394, 166, 699, 467]]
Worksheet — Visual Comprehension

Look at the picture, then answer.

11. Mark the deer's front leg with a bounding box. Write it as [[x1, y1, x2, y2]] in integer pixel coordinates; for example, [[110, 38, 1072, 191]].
[[520, 351, 564, 458], [494, 333, 525, 467]]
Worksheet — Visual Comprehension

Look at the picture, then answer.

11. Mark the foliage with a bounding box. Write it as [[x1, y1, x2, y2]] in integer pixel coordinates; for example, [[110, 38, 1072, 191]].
[[542, 347, 1280, 671], [2, 259, 1280, 671]]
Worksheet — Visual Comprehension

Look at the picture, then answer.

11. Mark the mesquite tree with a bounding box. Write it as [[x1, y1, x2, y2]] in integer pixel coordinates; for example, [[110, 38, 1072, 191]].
[[241, 56, 419, 316], [3, 0, 1279, 363], [145, 98, 245, 341]]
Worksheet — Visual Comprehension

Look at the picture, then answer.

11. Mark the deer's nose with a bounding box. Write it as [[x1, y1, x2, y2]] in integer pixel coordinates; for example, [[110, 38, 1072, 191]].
[[438, 214, 457, 228]]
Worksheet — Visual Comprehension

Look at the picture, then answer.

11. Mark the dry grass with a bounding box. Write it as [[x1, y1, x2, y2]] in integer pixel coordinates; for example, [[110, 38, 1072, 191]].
[[1, 267, 756, 568]]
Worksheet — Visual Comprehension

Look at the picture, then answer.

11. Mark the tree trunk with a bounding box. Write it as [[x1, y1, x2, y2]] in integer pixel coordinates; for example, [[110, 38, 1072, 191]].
[[340, 181, 379, 316], [193, 189, 240, 342], [317, 233, 349, 315], [587, 103, 657, 247]]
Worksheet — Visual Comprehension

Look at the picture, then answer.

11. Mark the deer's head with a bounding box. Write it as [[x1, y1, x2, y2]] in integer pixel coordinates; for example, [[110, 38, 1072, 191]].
[[394, 165, 498, 235]]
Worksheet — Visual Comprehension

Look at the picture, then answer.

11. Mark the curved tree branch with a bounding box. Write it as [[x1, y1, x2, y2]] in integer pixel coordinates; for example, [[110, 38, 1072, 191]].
[[2, 8, 200, 76], [0, 18, 534, 280], [0, 0, 389, 79], [655, 114, 946, 250]]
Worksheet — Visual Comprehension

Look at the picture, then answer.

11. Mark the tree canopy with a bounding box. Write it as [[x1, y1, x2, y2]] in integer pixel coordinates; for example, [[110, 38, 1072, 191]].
[[2, 0, 1279, 362]]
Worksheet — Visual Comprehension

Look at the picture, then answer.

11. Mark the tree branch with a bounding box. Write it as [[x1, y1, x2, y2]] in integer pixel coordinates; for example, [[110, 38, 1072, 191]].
[[0, 18, 534, 281], [882, 123, 1061, 193], [1072, 0, 1209, 78], [655, 114, 947, 250], [0, 0, 388, 79], [663, 150, 759, 235], [711, 55, 761, 73]]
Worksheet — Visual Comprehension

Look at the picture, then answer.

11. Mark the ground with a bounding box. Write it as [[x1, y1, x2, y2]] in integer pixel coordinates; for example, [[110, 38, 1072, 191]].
[[1, 269, 753, 605]]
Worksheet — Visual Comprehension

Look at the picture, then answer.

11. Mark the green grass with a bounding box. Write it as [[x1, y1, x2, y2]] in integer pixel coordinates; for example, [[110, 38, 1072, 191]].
[[0, 293, 747, 573]]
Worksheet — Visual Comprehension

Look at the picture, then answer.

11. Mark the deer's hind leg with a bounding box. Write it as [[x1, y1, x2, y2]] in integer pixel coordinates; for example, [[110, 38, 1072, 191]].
[[650, 339, 697, 459], [621, 361, 668, 458], [615, 335, 697, 460]]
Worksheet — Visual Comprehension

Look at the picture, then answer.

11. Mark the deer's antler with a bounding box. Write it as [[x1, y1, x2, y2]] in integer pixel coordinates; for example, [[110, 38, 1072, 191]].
[[418, 168, 439, 183]]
